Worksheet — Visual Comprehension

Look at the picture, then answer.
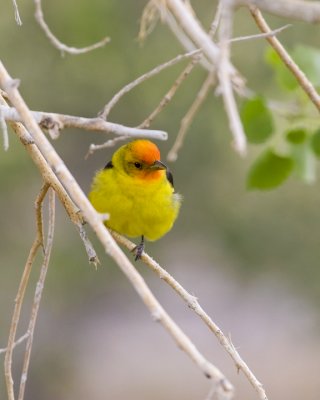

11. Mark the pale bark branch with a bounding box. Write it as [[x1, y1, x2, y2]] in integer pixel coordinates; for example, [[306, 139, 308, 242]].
[[33, 0, 110, 54], [4, 182, 49, 400], [111, 231, 268, 400], [0, 104, 167, 141], [0, 61, 234, 399], [18, 188, 55, 400]]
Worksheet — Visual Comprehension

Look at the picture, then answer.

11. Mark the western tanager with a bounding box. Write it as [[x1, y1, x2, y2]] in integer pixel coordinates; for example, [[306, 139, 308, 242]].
[[89, 140, 181, 260]]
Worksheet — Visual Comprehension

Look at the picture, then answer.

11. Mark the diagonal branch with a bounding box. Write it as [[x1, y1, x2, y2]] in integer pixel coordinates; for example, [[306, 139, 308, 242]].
[[249, 5, 320, 113], [111, 231, 268, 400], [0, 61, 234, 399]]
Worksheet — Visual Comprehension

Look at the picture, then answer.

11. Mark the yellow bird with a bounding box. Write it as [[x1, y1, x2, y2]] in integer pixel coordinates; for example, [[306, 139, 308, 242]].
[[89, 140, 181, 260]]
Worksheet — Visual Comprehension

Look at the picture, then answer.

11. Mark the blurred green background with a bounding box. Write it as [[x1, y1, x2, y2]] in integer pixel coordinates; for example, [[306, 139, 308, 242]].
[[1, 1, 320, 399]]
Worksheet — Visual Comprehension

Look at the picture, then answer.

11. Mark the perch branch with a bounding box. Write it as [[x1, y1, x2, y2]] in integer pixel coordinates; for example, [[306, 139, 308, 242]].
[[110, 231, 268, 400], [99, 49, 201, 120], [33, 0, 110, 54], [0, 104, 167, 141], [249, 6, 320, 113], [4, 183, 49, 400], [0, 62, 234, 398], [18, 188, 56, 400]]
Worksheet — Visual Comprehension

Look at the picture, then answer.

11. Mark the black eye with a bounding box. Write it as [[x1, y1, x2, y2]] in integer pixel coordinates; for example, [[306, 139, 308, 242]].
[[134, 162, 142, 169]]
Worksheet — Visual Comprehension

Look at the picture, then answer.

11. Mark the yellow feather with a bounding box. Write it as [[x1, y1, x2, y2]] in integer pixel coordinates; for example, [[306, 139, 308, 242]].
[[89, 140, 181, 241]]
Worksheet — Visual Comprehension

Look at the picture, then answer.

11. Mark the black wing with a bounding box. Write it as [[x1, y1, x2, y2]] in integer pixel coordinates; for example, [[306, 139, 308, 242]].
[[166, 168, 174, 188], [104, 161, 113, 169]]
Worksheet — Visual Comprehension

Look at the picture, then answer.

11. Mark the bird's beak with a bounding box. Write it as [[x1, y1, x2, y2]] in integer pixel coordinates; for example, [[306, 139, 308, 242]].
[[150, 160, 167, 170]]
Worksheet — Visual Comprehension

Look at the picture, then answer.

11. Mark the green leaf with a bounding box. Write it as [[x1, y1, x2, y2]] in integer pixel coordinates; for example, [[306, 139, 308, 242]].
[[265, 48, 298, 91], [240, 97, 274, 144], [286, 128, 307, 144], [247, 150, 294, 190], [311, 128, 320, 158], [292, 45, 320, 87]]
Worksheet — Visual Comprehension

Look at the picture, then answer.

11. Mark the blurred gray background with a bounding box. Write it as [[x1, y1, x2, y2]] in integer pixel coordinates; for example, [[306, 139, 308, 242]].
[[1, 1, 320, 399]]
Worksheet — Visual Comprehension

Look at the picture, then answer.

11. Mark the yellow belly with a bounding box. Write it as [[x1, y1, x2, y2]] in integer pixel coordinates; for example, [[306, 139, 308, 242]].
[[89, 168, 181, 241]]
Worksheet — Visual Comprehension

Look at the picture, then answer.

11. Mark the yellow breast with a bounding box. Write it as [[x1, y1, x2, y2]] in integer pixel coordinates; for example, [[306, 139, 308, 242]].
[[89, 167, 181, 241]]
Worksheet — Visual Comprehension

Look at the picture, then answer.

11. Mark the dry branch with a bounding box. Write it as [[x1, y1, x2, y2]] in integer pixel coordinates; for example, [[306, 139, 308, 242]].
[[249, 6, 320, 113], [33, 0, 110, 54], [18, 188, 56, 400], [111, 231, 268, 400], [4, 183, 49, 400], [0, 61, 234, 399], [0, 104, 167, 141]]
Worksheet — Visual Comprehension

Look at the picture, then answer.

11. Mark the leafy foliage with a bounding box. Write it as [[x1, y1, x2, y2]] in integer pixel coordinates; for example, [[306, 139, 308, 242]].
[[245, 45, 320, 190], [240, 97, 274, 144], [247, 150, 293, 190]]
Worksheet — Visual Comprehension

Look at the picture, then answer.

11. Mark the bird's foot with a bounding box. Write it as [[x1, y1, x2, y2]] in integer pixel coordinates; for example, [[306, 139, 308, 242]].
[[131, 236, 145, 261]]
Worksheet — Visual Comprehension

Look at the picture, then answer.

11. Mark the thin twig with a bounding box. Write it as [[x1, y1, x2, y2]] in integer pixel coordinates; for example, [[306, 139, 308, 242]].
[[0, 332, 30, 355], [11, 0, 22, 25], [33, 0, 110, 55], [249, 6, 320, 112], [230, 23, 291, 43], [4, 183, 49, 400], [111, 230, 268, 400], [0, 105, 168, 141], [18, 188, 55, 400], [209, 0, 223, 38], [85, 135, 129, 159], [138, 56, 201, 129], [99, 49, 201, 120], [0, 61, 234, 398], [77, 223, 100, 267], [167, 71, 215, 162]]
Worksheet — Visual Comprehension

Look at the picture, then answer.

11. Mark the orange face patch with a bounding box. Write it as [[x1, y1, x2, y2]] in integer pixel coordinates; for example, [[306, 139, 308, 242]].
[[129, 140, 161, 165]]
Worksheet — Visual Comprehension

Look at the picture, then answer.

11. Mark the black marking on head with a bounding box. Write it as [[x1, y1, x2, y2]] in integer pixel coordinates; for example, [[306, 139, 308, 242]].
[[166, 168, 174, 188], [104, 161, 113, 169]]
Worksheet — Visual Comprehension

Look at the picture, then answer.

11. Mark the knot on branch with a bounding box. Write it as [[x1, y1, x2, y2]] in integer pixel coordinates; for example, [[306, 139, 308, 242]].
[[39, 117, 63, 139]]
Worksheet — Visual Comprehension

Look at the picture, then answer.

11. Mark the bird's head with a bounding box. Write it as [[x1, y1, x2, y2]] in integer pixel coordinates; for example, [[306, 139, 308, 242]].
[[114, 140, 167, 181]]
